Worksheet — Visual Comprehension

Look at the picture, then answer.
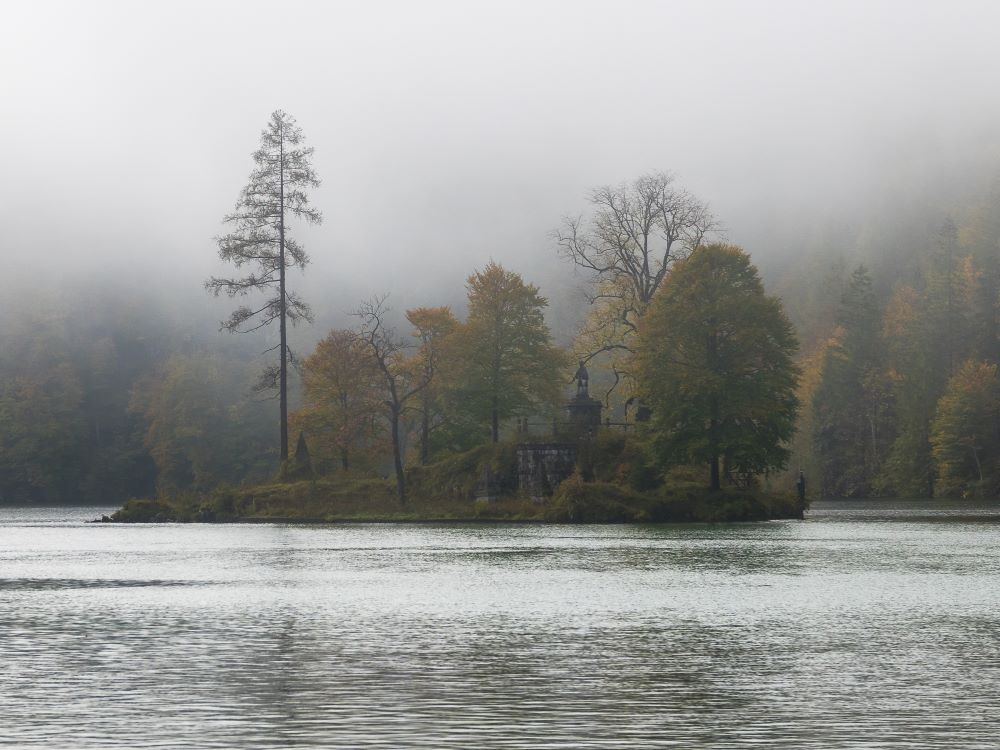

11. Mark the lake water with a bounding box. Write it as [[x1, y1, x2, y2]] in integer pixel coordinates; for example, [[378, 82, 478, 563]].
[[2, 501, 999, 748]]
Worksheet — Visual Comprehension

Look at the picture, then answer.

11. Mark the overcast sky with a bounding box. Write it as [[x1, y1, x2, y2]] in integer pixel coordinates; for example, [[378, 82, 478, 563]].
[[3, 0, 999, 326]]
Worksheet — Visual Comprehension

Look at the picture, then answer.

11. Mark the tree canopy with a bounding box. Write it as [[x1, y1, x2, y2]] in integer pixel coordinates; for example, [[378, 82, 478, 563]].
[[449, 262, 566, 443], [637, 244, 799, 490], [930, 360, 1000, 497], [556, 171, 716, 396], [294, 329, 385, 475]]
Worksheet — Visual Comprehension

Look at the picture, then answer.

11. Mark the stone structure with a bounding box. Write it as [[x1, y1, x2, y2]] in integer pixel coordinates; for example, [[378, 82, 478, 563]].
[[473, 465, 502, 504], [516, 443, 577, 502], [565, 361, 602, 433]]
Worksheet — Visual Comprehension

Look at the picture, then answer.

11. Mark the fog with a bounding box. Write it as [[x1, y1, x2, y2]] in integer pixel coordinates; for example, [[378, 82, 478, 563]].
[[3, 0, 1000, 335]]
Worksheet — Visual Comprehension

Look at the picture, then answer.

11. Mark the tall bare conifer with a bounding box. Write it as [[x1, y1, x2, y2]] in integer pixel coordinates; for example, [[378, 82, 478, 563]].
[[207, 110, 321, 462]]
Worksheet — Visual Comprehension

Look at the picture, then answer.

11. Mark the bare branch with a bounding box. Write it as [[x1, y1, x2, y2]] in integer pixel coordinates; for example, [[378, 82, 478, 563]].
[[555, 171, 717, 397]]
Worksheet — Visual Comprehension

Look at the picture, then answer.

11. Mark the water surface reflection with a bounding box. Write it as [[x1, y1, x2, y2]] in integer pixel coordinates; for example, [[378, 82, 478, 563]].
[[1, 502, 998, 748]]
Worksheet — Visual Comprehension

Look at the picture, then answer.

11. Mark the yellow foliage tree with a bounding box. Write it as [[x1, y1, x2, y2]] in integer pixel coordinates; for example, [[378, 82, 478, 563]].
[[294, 329, 386, 474], [930, 360, 1000, 497]]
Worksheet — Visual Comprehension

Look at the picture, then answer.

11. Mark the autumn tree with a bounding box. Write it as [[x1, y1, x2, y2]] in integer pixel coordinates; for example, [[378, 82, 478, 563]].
[[294, 330, 384, 474], [556, 171, 716, 394], [636, 244, 799, 490], [451, 263, 565, 443], [406, 307, 458, 464], [930, 360, 1000, 497], [206, 110, 322, 464], [354, 297, 432, 504]]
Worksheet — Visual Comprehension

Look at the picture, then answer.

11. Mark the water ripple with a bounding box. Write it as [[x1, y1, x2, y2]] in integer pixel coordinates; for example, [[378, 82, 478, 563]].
[[1, 501, 999, 748], [0, 578, 201, 591]]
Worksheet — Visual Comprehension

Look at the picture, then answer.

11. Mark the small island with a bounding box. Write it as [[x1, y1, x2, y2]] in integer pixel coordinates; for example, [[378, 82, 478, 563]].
[[109, 435, 804, 525], [110, 229, 804, 524], [102, 134, 805, 525]]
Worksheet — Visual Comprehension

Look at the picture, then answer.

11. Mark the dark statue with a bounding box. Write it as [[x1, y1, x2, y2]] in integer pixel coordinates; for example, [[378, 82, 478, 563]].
[[575, 360, 589, 397]]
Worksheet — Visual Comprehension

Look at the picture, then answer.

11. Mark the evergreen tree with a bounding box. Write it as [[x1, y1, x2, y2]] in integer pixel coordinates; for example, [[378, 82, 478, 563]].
[[812, 266, 893, 497], [877, 222, 978, 497], [207, 110, 322, 463], [966, 177, 1000, 364], [878, 286, 937, 496]]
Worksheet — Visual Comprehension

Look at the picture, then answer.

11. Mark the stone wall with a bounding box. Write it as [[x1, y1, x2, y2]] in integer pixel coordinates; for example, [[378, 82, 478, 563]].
[[516, 443, 577, 502]]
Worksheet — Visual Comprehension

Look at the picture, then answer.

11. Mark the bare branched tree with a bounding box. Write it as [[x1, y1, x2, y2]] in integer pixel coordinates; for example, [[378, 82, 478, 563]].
[[206, 110, 321, 462], [354, 296, 433, 505], [555, 171, 717, 397]]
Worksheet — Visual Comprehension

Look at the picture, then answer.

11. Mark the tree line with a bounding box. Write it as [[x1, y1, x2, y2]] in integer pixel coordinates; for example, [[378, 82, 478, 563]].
[[203, 112, 798, 503], [294, 263, 565, 503], [0, 289, 275, 503], [786, 174, 1000, 498], [8, 108, 998, 504]]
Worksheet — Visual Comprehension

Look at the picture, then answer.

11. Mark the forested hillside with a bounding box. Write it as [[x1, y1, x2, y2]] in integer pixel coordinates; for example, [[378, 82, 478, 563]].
[[779, 174, 1000, 497], [0, 285, 277, 503], [3, 166, 1000, 504]]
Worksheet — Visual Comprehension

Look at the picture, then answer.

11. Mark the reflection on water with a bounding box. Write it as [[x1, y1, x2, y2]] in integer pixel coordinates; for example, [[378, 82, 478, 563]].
[[1, 502, 999, 748]]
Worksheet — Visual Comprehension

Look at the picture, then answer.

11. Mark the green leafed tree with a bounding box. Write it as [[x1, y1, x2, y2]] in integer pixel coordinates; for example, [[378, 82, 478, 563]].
[[129, 353, 273, 496], [0, 353, 85, 503], [451, 262, 566, 443], [930, 360, 1000, 497], [636, 244, 799, 490], [206, 110, 321, 463]]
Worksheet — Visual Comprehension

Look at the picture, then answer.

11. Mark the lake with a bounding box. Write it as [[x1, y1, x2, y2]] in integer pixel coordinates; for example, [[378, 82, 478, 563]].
[[2, 501, 999, 748]]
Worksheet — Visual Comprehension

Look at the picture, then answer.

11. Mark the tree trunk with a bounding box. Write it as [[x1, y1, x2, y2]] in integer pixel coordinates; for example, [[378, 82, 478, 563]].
[[278, 128, 289, 462], [491, 396, 499, 444], [491, 333, 501, 443], [707, 330, 721, 491], [420, 393, 430, 465], [391, 405, 406, 505], [340, 447, 349, 471], [972, 445, 984, 484], [709, 425, 721, 491]]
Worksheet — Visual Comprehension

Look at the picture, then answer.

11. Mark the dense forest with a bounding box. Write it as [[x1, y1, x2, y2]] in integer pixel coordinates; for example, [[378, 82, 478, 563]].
[[781, 175, 1000, 498], [3, 159, 1000, 504]]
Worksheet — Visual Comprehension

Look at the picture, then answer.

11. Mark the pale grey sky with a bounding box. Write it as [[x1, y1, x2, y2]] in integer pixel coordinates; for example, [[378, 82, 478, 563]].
[[3, 0, 999, 326]]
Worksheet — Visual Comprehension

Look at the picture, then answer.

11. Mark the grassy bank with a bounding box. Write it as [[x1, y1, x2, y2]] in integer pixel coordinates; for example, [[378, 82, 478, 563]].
[[108, 436, 803, 524], [543, 476, 803, 522], [110, 476, 545, 523], [109, 474, 803, 524]]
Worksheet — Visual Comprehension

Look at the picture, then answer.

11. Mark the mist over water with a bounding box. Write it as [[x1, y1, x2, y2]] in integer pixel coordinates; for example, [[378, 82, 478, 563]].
[[3, 7, 1000, 746], [4, 0, 1000, 329]]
